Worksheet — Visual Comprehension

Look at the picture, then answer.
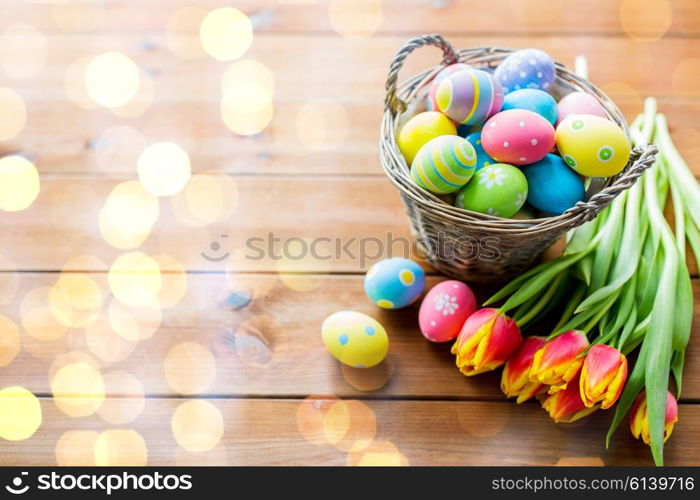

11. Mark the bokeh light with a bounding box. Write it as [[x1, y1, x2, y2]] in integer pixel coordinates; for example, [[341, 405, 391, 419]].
[[137, 142, 192, 197], [97, 371, 145, 425], [163, 342, 216, 395], [328, 0, 383, 38], [65, 57, 100, 109], [50, 0, 105, 32], [276, 238, 331, 292], [222, 59, 274, 95], [0, 315, 20, 367], [199, 7, 253, 61], [0, 25, 48, 78], [297, 395, 340, 445], [323, 400, 376, 452], [347, 440, 409, 466], [619, 0, 672, 41], [295, 100, 349, 150], [0, 155, 40, 212], [166, 6, 208, 60], [48, 273, 103, 327], [109, 69, 154, 118], [84, 52, 140, 108], [171, 400, 224, 452], [672, 58, 700, 98], [221, 82, 273, 136], [152, 254, 188, 308], [0, 255, 19, 305], [21, 287, 69, 341], [108, 252, 162, 307], [170, 171, 239, 226], [51, 361, 105, 417], [94, 429, 148, 466], [509, 0, 562, 24], [99, 181, 160, 250], [340, 359, 393, 391], [0, 87, 26, 140], [108, 299, 162, 342], [93, 125, 147, 173], [55, 430, 99, 466], [0, 386, 42, 441], [85, 316, 138, 363]]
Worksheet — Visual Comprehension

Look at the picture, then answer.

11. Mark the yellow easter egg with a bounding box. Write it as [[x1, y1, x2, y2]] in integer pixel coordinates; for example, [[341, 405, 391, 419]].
[[397, 111, 457, 164], [321, 311, 388, 368], [555, 114, 631, 178]]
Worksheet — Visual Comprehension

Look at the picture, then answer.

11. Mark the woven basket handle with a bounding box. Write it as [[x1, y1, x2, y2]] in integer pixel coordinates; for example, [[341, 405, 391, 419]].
[[385, 34, 459, 113]]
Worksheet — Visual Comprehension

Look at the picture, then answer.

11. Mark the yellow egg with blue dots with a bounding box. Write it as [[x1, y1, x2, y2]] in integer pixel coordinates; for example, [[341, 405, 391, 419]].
[[321, 311, 389, 368], [364, 257, 426, 309]]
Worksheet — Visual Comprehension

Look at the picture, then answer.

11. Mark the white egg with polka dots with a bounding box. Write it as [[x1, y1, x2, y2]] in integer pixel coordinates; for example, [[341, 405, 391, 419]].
[[321, 311, 389, 368]]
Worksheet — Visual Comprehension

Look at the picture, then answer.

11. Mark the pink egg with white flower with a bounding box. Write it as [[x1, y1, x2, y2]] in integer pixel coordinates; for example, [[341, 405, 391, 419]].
[[418, 280, 477, 343], [481, 109, 555, 166], [556, 91, 608, 126]]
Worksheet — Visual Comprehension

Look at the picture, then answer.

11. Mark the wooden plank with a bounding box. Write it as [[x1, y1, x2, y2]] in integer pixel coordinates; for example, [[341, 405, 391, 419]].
[[3, 0, 699, 37], [0, 397, 697, 465], [1, 273, 699, 400]]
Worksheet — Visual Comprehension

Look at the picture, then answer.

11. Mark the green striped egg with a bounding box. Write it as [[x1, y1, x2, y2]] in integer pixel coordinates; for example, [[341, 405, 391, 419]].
[[410, 136, 477, 194]]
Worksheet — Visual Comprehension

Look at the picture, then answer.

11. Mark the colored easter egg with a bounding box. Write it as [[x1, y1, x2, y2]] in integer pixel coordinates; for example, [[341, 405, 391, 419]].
[[481, 109, 555, 166], [426, 63, 472, 111], [419, 280, 477, 343], [502, 89, 557, 125], [555, 115, 631, 177], [397, 111, 457, 164], [521, 154, 586, 215], [321, 311, 389, 368], [455, 163, 528, 218], [464, 132, 495, 171], [364, 258, 426, 309], [556, 91, 607, 125], [436, 69, 504, 125], [494, 49, 556, 94], [411, 136, 477, 194]]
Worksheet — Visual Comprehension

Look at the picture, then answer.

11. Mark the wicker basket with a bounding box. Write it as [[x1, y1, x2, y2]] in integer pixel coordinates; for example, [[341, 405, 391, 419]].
[[380, 34, 657, 282]]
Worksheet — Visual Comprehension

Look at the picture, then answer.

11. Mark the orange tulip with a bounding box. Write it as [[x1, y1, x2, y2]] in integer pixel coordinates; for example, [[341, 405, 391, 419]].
[[451, 308, 522, 376], [501, 336, 547, 403], [630, 391, 679, 445], [579, 344, 627, 409], [530, 330, 589, 394], [541, 371, 599, 423]]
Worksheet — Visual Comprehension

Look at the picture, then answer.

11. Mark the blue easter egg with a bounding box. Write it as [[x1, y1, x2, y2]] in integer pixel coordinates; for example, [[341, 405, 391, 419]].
[[464, 132, 496, 172], [494, 49, 556, 94], [364, 258, 426, 309], [521, 154, 585, 215], [502, 89, 557, 125]]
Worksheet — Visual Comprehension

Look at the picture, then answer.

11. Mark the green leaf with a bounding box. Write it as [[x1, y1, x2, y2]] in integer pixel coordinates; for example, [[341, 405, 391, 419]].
[[553, 289, 620, 336], [686, 215, 700, 271], [671, 350, 685, 397], [553, 281, 586, 333], [617, 304, 638, 352], [606, 340, 647, 448], [672, 259, 693, 352], [589, 191, 626, 292]]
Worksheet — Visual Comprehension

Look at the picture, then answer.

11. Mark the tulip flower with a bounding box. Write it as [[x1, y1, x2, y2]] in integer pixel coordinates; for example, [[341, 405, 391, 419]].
[[451, 308, 522, 376], [530, 330, 589, 394], [541, 371, 599, 423], [630, 391, 679, 445], [501, 336, 547, 403], [579, 344, 627, 409]]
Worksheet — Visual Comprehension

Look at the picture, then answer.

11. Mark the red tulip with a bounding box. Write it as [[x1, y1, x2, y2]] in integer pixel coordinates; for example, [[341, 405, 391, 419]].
[[530, 330, 589, 394], [501, 336, 548, 403], [541, 371, 599, 423], [451, 308, 522, 376], [579, 344, 627, 409], [630, 391, 679, 445]]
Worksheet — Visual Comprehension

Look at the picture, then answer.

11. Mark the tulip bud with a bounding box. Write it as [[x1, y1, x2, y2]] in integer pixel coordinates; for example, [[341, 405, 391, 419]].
[[530, 330, 589, 394], [579, 344, 627, 409], [630, 391, 679, 445], [451, 308, 522, 376], [501, 336, 548, 403], [541, 371, 599, 423]]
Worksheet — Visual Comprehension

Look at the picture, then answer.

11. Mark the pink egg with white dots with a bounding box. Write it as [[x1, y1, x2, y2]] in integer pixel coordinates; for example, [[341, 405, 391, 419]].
[[418, 280, 477, 343], [556, 91, 608, 126], [481, 109, 555, 166]]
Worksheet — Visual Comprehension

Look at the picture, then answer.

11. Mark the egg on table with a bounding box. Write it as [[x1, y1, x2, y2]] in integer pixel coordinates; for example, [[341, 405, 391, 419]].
[[494, 48, 556, 94], [464, 132, 495, 171], [364, 257, 426, 309], [419, 280, 477, 343], [556, 91, 607, 125], [481, 109, 555, 166], [435, 68, 504, 126], [455, 163, 528, 218], [521, 154, 586, 215], [322, 311, 389, 368], [411, 135, 477, 194], [397, 111, 457, 164], [502, 88, 557, 125], [426, 63, 472, 112], [555, 114, 631, 177]]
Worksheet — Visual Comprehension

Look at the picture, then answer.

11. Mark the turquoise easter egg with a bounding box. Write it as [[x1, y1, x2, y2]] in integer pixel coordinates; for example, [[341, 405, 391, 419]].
[[436, 69, 503, 125], [502, 88, 557, 125], [322, 311, 389, 368], [364, 258, 426, 309], [521, 154, 585, 215], [411, 135, 477, 194], [455, 163, 528, 218], [464, 132, 496, 172]]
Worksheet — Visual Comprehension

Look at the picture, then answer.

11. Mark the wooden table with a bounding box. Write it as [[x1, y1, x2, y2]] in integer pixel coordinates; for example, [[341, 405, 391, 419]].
[[0, 0, 699, 466]]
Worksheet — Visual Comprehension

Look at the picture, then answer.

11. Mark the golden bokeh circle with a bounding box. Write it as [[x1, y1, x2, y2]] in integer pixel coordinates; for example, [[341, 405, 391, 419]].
[[0, 315, 21, 367], [21, 287, 69, 341], [85, 316, 138, 364], [296, 395, 340, 445], [0, 386, 42, 441], [84, 52, 141, 108], [619, 0, 672, 41], [170, 171, 239, 226], [99, 181, 160, 250], [107, 299, 162, 342], [0, 155, 40, 212], [51, 361, 105, 417], [55, 430, 99, 466], [347, 440, 409, 466], [328, 0, 383, 38], [108, 252, 162, 307], [0, 87, 26, 140], [672, 58, 700, 98], [166, 6, 208, 60], [97, 371, 146, 425], [163, 342, 216, 395], [171, 400, 225, 452], [199, 7, 253, 61], [94, 429, 148, 466], [137, 142, 192, 197], [323, 400, 376, 452]]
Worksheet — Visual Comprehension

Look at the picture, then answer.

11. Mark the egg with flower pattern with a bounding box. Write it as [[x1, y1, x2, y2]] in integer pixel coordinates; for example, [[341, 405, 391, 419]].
[[321, 311, 389, 368], [494, 48, 556, 94], [455, 163, 528, 218], [419, 280, 477, 343], [364, 258, 426, 309]]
